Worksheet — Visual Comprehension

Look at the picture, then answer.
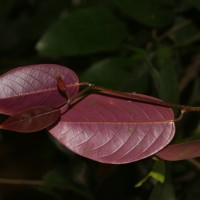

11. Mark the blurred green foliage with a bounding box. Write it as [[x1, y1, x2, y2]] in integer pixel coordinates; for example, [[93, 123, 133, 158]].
[[0, 0, 200, 199], [36, 6, 128, 56]]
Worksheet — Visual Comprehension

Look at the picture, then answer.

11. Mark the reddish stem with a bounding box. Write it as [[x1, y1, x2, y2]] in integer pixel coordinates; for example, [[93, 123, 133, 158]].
[[76, 82, 200, 112], [62, 81, 200, 114]]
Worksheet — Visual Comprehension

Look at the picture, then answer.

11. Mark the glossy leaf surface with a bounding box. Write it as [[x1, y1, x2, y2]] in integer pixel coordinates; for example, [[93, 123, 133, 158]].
[[80, 57, 149, 92], [49, 94, 175, 164], [0, 64, 79, 115], [156, 140, 200, 161], [112, 0, 174, 27], [0, 106, 61, 133], [36, 6, 128, 56]]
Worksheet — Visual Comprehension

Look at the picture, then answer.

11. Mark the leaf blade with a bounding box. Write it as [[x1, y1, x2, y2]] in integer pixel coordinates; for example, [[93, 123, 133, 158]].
[[36, 6, 128, 56], [112, 0, 174, 27], [156, 140, 200, 161], [49, 94, 175, 164], [0, 64, 79, 115], [0, 106, 61, 133]]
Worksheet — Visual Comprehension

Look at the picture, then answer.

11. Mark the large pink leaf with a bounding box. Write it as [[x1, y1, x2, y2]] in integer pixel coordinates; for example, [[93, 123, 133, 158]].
[[0, 64, 79, 115], [156, 140, 200, 161], [49, 94, 175, 164]]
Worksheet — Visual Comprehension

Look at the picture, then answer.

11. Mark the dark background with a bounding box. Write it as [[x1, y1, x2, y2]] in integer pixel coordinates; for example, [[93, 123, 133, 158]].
[[0, 0, 200, 199]]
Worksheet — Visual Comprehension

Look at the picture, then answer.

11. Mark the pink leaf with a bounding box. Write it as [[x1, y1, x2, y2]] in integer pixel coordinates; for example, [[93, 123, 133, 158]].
[[0, 106, 61, 133], [0, 64, 79, 115], [156, 141, 200, 161], [49, 94, 175, 164]]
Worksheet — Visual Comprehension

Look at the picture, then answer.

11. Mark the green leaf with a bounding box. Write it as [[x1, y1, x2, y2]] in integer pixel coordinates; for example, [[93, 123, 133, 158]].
[[149, 171, 165, 183], [134, 175, 149, 188], [149, 182, 176, 200], [80, 57, 149, 92], [149, 160, 165, 183], [189, 77, 200, 104], [155, 45, 179, 103], [127, 47, 163, 94], [36, 6, 128, 57], [39, 170, 70, 199], [186, 0, 200, 11], [112, 0, 174, 27], [42, 170, 69, 190], [0, 0, 15, 20], [135, 160, 165, 188], [149, 164, 176, 200], [129, 46, 179, 102], [40, 170, 93, 200]]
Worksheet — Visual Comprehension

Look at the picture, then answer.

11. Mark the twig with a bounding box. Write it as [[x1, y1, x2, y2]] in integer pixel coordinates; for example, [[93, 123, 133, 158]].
[[147, 19, 192, 48], [59, 80, 200, 121], [85, 83, 200, 112], [175, 159, 200, 183], [0, 178, 43, 186], [188, 158, 200, 170], [156, 20, 192, 42]]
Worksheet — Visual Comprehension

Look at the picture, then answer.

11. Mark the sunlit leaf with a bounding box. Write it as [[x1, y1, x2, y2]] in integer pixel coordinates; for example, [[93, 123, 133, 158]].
[[49, 94, 175, 164], [135, 160, 165, 187], [0, 64, 79, 115]]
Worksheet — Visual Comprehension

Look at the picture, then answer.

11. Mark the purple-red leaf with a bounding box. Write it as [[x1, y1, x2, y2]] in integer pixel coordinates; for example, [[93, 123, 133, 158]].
[[56, 75, 70, 98], [49, 94, 175, 164], [0, 64, 79, 115], [156, 140, 200, 161], [0, 106, 61, 133]]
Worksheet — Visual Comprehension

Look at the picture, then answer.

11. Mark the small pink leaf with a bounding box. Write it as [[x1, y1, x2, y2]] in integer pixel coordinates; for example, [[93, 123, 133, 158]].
[[0, 106, 61, 133], [0, 64, 79, 115], [156, 141, 200, 161], [49, 94, 175, 164]]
